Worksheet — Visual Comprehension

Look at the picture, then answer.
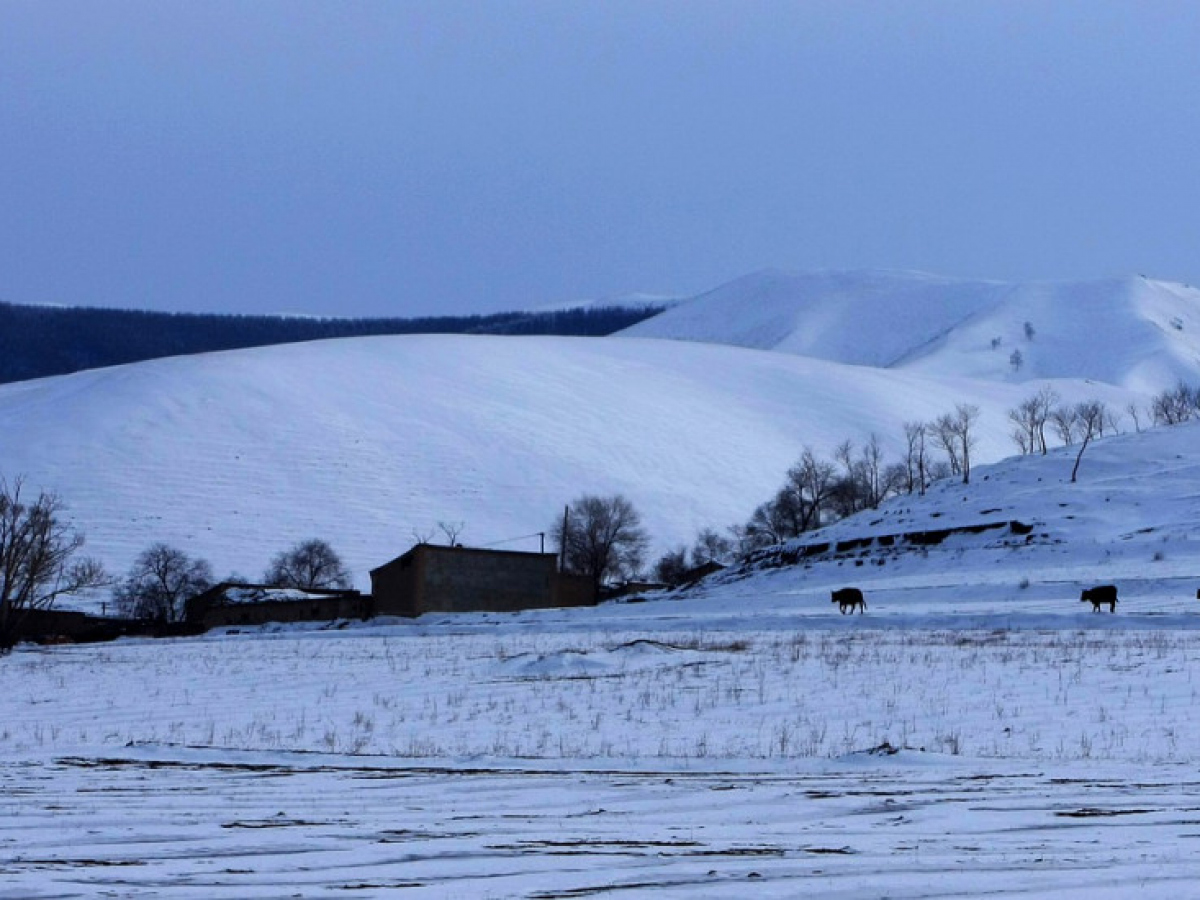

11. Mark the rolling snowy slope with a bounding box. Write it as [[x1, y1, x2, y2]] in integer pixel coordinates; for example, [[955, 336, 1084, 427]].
[[0, 333, 1139, 597], [621, 269, 1200, 389], [685, 418, 1200, 620]]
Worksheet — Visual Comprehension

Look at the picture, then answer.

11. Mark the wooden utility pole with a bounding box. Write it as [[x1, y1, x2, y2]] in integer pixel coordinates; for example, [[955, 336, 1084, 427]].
[[559, 506, 569, 572]]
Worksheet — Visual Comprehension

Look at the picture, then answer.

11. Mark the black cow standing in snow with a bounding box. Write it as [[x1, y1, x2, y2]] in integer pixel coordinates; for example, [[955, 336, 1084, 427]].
[[832, 587, 866, 614], [1081, 585, 1118, 613]]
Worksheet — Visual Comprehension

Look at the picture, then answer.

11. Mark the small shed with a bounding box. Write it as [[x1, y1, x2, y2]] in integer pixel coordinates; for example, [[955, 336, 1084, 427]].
[[184, 583, 369, 630], [370, 544, 596, 617]]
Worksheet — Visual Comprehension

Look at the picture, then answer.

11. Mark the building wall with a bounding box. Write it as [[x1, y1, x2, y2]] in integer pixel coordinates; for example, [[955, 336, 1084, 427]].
[[187, 587, 369, 630], [551, 572, 598, 609], [372, 545, 579, 616], [199, 596, 368, 629], [370, 551, 424, 617], [417, 546, 557, 613]]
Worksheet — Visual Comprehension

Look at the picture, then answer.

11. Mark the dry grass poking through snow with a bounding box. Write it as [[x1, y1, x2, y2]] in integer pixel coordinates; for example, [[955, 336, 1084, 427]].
[[3, 627, 1199, 765]]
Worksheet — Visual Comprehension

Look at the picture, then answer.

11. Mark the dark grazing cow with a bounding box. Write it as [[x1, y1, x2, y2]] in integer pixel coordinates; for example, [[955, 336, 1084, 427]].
[[1081, 584, 1118, 613], [832, 587, 866, 614]]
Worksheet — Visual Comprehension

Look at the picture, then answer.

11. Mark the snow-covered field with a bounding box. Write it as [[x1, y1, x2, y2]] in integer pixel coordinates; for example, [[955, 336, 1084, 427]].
[[6, 418, 1200, 897], [6, 614, 1200, 897]]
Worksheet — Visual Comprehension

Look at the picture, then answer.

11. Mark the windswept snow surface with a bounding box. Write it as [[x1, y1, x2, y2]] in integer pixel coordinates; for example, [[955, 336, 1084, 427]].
[[621, 269, 1200, 389], [0, 333, 1141, 596]]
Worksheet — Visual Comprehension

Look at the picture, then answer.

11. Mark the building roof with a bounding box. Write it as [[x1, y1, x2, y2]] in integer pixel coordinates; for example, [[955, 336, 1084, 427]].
[[191, 582, 360, 607], [370, 543, 557, 576]]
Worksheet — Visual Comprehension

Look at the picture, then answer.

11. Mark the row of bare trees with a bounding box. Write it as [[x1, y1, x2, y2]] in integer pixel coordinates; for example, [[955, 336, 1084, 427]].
[[111, 537, 353, 624], [1012, 381, 1200, 447], [733, 403, 984, 558], [1008, 386, 1118, 455], [0, 474, 356, 652], [1147, 381, 1200, 427], [1008, 382, 1200, 482]]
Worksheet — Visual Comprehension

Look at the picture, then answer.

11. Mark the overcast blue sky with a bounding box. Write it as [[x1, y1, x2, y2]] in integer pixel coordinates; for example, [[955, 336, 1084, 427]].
[[2, 1, 1199, 317]]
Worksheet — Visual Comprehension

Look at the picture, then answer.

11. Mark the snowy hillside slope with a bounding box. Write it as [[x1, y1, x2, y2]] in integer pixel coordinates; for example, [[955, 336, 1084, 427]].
[[682, 418, 1200, 619], [0, 333, 1141, 600], [620, 269, 1200, 390], [620, 269, 1006, 366]]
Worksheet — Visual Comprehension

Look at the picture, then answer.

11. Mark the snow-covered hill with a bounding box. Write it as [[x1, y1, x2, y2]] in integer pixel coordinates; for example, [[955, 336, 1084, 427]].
[[620, 269, 1200, 390], [0, 333, 1141, 599], [684, 418, 1200, 619]]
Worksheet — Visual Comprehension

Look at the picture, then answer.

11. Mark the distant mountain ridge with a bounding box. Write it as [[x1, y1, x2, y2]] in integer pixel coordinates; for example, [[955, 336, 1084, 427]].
[[619, 269, 1200, 391], [9, 269, 1200, 391], [0, 301, 664, 385]]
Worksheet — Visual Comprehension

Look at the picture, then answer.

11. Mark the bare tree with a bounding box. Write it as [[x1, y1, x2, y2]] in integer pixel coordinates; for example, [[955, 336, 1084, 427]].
[[1032, 386, 1058, 453], [1050, 405, 1079, 446], [745, 490, 803, 548], [263, 538, 352, 590], [1009, 348, 1023, 372], [437, 521, 465, 546], [859, 433, 891, 509], [1023, 321, 1036, 341], [1100, 407, 1121, 437], [1007, 387, 1056, 456], [930, 413, 962, 478], [652, 546, 690, 587], [785, 447, 837, 530], [113, 544, 213, 623], [1150, 381, 1198, 426], [833, 439, 856, 492], [727, 523, 760, 560], [883, 462, 909, 499], [951, 404, 981, 485], [410, 526, 436, 545], [0, 478, 108, 652], [831, 439, 879, 516], [1126, 401, 1142, 433], [553, 494, 649, 594], [653, 526, 738, 585], [691, 527, 735, 565], [1008, 398, 1039, 455], [1070, 400, 1108, 483], [902, 421, 930, 495], [1009, 424, 1032, 456]]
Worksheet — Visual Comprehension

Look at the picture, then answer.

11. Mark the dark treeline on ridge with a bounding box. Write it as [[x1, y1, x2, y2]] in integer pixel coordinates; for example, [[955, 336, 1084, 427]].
[[0, 302, 665, 385]]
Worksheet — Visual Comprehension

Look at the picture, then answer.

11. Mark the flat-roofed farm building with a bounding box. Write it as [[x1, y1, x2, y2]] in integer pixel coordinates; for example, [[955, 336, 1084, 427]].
[[371, 544, 595, 617]]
